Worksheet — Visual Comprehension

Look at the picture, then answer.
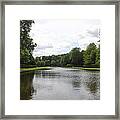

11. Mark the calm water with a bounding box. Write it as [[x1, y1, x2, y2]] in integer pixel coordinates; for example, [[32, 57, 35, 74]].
[[20, 67, 100, 100]]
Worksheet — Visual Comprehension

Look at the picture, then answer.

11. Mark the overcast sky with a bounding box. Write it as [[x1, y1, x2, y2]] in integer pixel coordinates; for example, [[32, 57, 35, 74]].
[[30, 19, 100, 57]]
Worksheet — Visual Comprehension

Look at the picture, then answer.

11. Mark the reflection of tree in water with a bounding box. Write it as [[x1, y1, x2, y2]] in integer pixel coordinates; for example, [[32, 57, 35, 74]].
[[20, 71, 35, 100], [72, 79, 81, 89], [85, 76, 99, 94]]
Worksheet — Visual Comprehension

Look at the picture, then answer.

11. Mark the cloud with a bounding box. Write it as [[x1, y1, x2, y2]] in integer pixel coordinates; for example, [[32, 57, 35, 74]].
[[87, 28, 100, 38], [30, 19, 100, 57], [34, 44, 53, 52], [79, 34, 85, 39]]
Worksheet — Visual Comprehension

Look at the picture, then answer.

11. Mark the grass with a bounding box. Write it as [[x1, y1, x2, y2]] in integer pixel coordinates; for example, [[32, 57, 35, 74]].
[[20, 66, 100, 72], [20, 67, 51, 72], [80, 67, 100, 71]]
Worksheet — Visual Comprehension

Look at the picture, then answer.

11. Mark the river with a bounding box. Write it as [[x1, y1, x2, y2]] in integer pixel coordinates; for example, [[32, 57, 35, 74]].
[[20, 67, 100, 100]]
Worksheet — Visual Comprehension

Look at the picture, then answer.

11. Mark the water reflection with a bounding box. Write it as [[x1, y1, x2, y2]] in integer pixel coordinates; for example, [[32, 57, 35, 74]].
[[35, 70, 60, 78], [20, 71, 35, 100], [72, 79, 81, 89], [20, 67, 100, 100], [87, 80, 98, 93], [83, 71, 100, 99]]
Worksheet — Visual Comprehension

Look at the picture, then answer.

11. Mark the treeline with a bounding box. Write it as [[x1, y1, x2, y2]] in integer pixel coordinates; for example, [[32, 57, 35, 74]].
[[20, 20, 37, 68], [20, 20, 100, 68], [35, 43, 100, 68]]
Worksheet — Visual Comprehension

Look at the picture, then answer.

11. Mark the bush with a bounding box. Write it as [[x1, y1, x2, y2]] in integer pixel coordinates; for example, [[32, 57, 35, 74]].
[[37, 61, 45, 67], [83, 64, 100, 68], [20, 64, 37, 68]]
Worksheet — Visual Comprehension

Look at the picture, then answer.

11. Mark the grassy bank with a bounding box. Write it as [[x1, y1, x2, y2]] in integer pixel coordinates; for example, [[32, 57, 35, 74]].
[[80, 67, 100, 71], [20, 67, 51, 72], [64, 66, 100, 71]]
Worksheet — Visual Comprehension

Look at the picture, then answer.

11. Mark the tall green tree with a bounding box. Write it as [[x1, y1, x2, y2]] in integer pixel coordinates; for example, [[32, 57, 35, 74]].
[[60, 54, 70, 66], [20, 20, 37, 67], [34, 43, 100, 68], [95, 45, 100, 67], [83, 43, 97, 67], [69, 47, 82, 66], [80, 50, 85, 66]]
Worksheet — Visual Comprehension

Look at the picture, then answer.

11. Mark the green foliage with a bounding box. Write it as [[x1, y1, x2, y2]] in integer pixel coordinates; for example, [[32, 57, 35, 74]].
[[34, 43, 100, 68], [45, 60, 51, 66], [20, 20, 37, 67], [69, 48, 82, 66], [20, 21, 100, 69], [95, 45, 100, 67], [83, 43, 100, 67], [60, 54, 70, 66], [37, 61, 45, 67], [90, 50, 96, 64], [51, 60, 56, 66], [20, 64, 37, 68]]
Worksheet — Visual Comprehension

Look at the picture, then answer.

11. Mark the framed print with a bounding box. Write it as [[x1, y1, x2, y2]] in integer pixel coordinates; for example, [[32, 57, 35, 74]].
[[0, 0, 119, 119]]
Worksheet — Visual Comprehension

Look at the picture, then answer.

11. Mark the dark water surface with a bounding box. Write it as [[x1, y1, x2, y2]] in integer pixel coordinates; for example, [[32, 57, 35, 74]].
[[20, 67, 100, 100]]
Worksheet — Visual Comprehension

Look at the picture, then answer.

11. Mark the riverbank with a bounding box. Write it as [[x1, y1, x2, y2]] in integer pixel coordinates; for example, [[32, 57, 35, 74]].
[[20, 67, 51, 72], [20, 66, 100, 72], [80, 67, 100, 71], [64, 66, 100, 71]]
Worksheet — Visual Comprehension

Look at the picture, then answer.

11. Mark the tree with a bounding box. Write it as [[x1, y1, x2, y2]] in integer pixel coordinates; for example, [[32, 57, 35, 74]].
[[95, 45, 100, 67], [80, 50, 84, 66], [83, 43, 97, 67], [20, 20, 37, 67], [60, 54, 70, 66], [34, 43, 100, 68], [51, 60, 56, 66], [90, 50, 96, 64], [45, 60, 51, 66], [69, 47, 82, 66]]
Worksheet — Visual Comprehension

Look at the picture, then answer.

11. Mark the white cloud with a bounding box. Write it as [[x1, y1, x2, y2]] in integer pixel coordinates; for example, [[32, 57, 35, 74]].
[[30, 19, 100, 57], [87, 28, 100, 38]]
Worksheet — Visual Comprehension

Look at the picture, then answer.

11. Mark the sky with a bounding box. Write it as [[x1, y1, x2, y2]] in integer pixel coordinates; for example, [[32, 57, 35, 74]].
[[30, 19, 100, 57]]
